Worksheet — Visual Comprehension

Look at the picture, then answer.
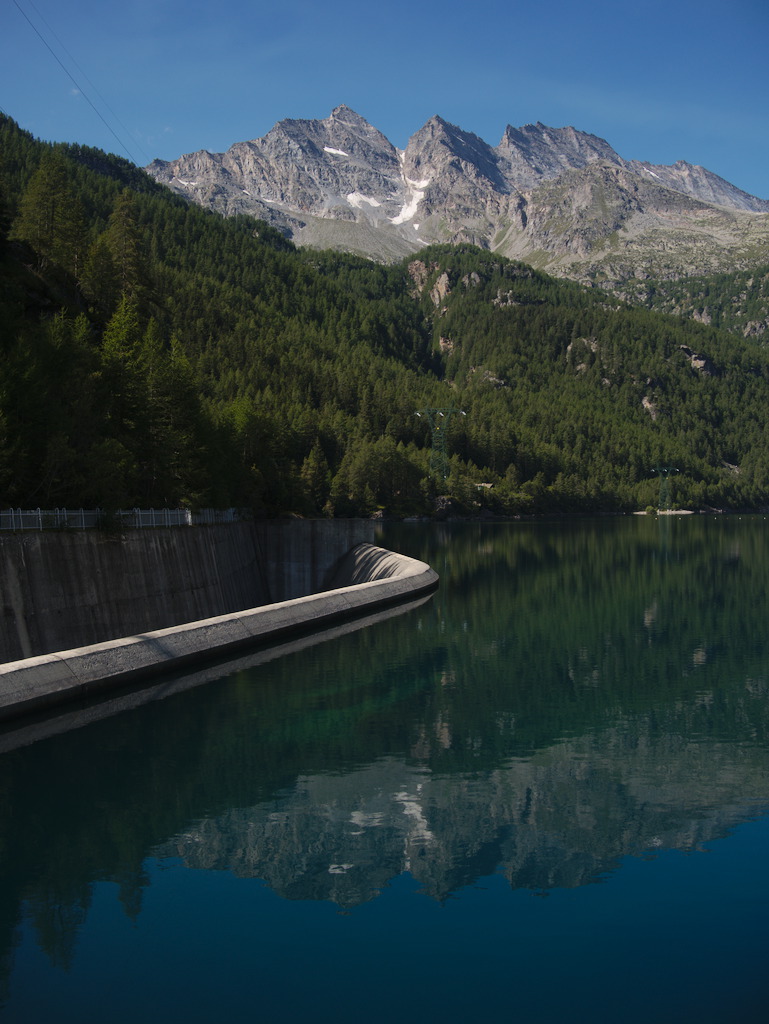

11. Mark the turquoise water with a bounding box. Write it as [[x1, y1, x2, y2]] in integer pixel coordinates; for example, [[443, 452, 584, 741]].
[[1, 517, 768, 1022]]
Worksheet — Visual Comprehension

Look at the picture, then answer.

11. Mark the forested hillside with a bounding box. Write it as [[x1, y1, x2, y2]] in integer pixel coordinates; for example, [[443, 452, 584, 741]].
[[3, 112, 769, 517], [621, 267, 769, 342]]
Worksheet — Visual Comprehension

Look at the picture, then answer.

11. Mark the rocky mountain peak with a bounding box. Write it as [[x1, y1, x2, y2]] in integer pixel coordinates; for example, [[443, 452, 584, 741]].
[[328, 104, 380, 133], [495, 122, 623, 190], [403, 116, 507, 192], [146, 106, 769, 284], [330, 103, 366, 120], [259, 106, 395, 164]]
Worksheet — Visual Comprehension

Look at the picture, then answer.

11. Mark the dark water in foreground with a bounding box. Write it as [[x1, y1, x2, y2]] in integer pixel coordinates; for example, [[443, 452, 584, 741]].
[[1, 517, 769, 1023]]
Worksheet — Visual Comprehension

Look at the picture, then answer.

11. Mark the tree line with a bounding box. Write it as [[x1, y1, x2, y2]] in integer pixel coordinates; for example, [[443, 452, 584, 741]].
[[3, 112, 769, 517]]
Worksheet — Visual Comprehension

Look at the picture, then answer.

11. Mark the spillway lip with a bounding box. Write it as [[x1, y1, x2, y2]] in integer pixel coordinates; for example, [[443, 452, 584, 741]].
[[0, 544, 438, 723]]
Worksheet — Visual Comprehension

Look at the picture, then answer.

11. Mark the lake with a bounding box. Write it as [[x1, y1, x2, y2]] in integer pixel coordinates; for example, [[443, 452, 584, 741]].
[[1, 517, 768, 1023]]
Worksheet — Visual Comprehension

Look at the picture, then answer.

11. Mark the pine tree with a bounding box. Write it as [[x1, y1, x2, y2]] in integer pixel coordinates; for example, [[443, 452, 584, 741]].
[[11, 150, 85, 273], [300, 439, 330, 513], [81, 236, 120, 315], [104, 188, 150, 306]]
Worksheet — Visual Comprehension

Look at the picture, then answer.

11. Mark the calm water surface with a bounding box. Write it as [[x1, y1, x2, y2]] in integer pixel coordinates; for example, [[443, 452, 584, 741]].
[[1, 518, 768, 1023]]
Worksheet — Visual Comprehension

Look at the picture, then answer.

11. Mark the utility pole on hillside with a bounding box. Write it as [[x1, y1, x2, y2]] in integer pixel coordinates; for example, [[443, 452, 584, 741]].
[[416, 408, 465, 480]]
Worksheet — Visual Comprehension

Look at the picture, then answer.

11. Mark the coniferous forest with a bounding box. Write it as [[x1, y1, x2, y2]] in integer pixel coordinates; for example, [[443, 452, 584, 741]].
[[3, 111, 769, 518]]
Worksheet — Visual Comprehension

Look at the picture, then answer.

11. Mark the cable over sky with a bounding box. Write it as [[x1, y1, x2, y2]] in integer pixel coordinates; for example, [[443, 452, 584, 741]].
[[2, 0, 768, 199]]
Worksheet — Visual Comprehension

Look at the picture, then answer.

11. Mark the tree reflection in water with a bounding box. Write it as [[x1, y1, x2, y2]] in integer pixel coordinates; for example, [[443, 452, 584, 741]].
[[1, 517, 768, 1017]]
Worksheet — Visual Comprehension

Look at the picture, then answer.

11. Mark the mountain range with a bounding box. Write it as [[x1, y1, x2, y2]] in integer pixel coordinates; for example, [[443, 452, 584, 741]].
[[5, 107, 769, 516], [147, 105, 769, 285]]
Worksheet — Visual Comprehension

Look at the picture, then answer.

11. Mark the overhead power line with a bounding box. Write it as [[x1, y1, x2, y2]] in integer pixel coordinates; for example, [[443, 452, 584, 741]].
[[23, 0, 152, 164], [11, 0, 146, 165]]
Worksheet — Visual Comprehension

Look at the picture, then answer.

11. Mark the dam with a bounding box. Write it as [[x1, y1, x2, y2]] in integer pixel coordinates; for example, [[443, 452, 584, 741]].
[[0, 518, 438, 720], [2, 518, 767, 1024]]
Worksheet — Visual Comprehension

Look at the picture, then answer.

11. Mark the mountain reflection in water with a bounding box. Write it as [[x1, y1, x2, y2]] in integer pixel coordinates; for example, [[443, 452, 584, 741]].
[[1, 517, 768, 1020], [153, 517, 769, 903]]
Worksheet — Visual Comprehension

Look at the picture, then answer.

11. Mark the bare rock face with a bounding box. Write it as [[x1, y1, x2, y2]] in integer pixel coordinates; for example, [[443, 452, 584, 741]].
[[429, 271, 452, 307], [238, 105, 403, 218], [626, 159, 769, 213], [146, 106, 769, 284], [147, 105, 407, 237], [406, 259, 431, 294], [399, 116, 521, 248], [496, 122, 623, 189], [680, 345, 717, 376]]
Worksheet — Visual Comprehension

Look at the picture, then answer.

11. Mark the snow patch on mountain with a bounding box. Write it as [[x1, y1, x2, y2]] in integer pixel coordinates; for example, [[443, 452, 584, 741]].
[[348, 192, 381, 209], [145, 106, 769, 277], [392, 177, 430, 224]]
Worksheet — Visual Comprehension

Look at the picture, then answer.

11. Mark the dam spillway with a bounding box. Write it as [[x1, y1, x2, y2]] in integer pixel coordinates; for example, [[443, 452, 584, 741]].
[[0, 520, 438, 721], [0, 519, 374, 663]]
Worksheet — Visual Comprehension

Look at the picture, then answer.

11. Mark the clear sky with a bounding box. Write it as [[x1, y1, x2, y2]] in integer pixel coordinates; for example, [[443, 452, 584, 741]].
[[3, 0, 768, 199]]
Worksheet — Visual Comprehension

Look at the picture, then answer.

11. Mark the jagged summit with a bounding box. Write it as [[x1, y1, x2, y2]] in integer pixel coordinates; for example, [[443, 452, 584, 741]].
[[147, 107, 769, 283], [328, 104, 376, 127], [496, 123, 623, 190]]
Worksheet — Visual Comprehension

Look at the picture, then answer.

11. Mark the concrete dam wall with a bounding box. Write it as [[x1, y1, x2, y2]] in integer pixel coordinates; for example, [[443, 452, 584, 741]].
[[0, 519, 374, 664], [0, 538, 439, 722]]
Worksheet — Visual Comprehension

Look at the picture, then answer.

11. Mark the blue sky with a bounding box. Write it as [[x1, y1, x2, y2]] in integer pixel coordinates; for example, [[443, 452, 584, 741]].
[[3, 0, 768, 199]]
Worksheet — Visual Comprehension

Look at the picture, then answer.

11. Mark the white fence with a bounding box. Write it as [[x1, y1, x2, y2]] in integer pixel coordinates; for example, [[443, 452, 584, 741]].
[[0, 507, 241, 531]]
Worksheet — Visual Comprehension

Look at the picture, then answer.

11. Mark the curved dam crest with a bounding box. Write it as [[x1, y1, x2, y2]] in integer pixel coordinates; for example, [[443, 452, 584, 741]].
[[0, 531, 438, 722], [0, 519, 375, 663]]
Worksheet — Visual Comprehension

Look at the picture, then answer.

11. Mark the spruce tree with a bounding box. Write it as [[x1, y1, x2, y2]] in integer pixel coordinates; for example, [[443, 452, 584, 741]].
[[104, 188, 151, 307], [11, 150, 85, 273]]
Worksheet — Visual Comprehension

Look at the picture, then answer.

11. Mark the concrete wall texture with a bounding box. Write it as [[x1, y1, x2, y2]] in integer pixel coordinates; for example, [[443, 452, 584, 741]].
[[0, 519, 374, 663], [0, 541, 439, 721]]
